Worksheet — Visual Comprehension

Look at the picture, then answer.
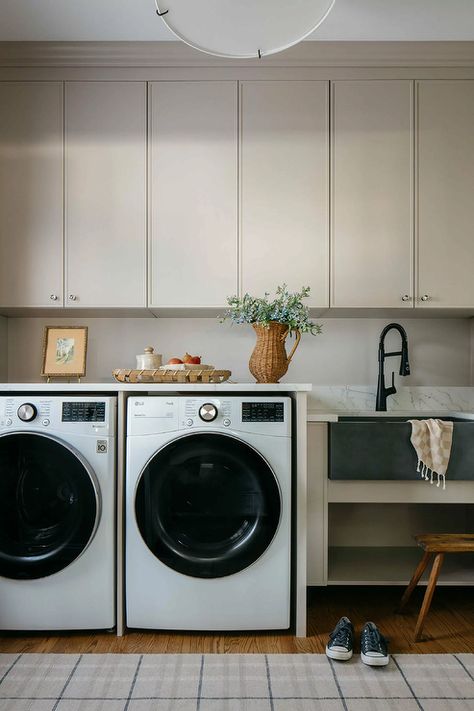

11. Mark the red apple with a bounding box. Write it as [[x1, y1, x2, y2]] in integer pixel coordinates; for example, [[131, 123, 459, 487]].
[[183, 353, 202, 365], [167, 357, 183, 364]]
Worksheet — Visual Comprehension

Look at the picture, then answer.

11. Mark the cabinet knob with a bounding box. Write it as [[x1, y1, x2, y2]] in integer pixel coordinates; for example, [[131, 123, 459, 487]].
[[49, 294, 58, 301], [421, 294, 430, 302], [401, 295, 411, 302], [69, 294, 77, 301]]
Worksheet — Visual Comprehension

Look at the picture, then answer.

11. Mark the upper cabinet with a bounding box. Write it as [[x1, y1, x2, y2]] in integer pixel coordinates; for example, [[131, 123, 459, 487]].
[[149, 81, 238, 308], [331, 81, 414, 308], [1, 76, 474, 314], [0, 82, 63, 307], [240, 81, 329, 307], [417, 81, 474, 308], [65, 82, 147, 307]]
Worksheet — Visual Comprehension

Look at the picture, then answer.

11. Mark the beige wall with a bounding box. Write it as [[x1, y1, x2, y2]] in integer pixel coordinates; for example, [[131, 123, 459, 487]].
[[0, 316, 6, 381], [5, 316, 471, 393]]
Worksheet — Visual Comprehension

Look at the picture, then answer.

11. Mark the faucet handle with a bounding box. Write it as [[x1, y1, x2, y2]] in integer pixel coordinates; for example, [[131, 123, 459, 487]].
[[386, 371, 397, 397]]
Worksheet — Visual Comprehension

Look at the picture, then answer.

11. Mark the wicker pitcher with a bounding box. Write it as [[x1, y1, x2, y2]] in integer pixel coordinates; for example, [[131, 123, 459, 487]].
[[249, 322, 302, 383]]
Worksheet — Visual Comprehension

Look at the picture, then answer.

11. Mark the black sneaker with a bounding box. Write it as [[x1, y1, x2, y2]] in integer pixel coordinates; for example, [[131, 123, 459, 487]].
[[360, 622, 390, 666], [325, 616, 354, 661]]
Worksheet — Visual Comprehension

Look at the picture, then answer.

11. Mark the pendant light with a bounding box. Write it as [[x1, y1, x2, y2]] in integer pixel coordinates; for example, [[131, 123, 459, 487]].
[[154, 0, 336, 59]]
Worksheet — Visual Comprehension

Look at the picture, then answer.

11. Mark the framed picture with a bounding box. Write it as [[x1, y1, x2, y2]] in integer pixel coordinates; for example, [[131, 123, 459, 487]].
[[41, 326, 88, 379]]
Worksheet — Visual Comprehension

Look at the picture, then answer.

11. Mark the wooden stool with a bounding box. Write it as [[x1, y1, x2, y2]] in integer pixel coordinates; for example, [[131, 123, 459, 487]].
[[398, 533, 474, 641]]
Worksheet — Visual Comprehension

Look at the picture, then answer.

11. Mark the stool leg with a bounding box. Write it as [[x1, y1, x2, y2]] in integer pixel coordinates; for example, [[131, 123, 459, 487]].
[[397, 551, 433, 612], [414, 553, 444, 642]]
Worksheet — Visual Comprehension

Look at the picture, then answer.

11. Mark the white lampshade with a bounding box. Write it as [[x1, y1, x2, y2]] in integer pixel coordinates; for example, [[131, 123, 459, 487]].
[[155, 0, 336, 59]]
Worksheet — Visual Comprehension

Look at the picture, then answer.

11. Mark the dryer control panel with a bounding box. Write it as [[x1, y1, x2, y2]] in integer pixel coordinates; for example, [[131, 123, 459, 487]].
[[128, 396, 291, 437]]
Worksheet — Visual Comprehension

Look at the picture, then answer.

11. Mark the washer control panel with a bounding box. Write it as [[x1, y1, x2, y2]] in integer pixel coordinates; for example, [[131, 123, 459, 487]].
[[0, 396, 115, 435]]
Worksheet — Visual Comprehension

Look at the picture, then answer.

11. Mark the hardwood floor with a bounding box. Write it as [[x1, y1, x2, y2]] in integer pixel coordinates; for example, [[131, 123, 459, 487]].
[[1, 586, 473, 655]]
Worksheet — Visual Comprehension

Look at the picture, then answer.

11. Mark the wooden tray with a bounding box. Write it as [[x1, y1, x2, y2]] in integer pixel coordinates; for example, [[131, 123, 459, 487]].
[[112, 368, 232, 384]]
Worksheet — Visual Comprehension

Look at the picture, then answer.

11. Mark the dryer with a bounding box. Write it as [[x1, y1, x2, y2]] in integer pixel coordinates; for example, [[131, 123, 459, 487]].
[[0, 395, 116, 630], [126, 396, 292, 631]]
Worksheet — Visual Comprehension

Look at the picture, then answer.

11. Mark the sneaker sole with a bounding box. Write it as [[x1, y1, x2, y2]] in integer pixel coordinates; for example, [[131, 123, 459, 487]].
[[361, 652, 390, 666], [326, 646, 353, 661]]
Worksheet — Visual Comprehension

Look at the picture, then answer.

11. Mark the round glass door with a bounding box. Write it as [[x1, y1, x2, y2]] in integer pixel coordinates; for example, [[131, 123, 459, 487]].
[[0, 433, 99, 580], [135, 433, 281, 579]]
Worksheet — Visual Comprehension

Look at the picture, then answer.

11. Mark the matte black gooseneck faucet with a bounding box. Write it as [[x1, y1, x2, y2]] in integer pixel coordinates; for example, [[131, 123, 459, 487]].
[[376, 323, 410, 411]]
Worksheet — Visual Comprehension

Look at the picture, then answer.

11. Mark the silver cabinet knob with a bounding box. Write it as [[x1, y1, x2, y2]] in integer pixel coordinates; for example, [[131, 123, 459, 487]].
[[401, 295, 411, 302], [69, 294, 77, 301], [421, 294, 430, 302], [50, 294, 58, 301], [199, 403, 218, 422]]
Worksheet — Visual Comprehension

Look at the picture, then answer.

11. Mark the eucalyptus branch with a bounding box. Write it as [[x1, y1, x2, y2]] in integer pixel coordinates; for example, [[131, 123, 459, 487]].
[[221, 284, 322, 336]]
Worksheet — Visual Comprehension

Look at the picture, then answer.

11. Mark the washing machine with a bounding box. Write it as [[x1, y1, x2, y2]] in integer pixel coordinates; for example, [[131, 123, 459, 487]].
[[126, 395, 292, 631], [0, 395, 116, 630]]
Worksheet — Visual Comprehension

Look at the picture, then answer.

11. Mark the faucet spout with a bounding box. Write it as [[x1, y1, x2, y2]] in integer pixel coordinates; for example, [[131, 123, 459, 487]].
[[376, 323, 410, 411]]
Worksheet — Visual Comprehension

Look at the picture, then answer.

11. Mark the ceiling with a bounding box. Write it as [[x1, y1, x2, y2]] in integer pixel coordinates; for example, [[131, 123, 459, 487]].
[[0, 0, 473, 42]]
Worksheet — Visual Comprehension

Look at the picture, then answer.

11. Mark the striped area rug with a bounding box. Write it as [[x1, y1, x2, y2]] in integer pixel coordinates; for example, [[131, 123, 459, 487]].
[[0, 653, 473, 710]]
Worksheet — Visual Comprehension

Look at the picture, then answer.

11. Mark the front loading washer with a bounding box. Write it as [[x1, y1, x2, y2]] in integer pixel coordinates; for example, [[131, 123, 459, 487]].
[[126, 396, 291, 631], [0, 395, 116, 630]]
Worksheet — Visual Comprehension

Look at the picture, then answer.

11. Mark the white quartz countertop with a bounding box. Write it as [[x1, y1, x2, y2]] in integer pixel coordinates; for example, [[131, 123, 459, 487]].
[[0, 382, 312, 393]]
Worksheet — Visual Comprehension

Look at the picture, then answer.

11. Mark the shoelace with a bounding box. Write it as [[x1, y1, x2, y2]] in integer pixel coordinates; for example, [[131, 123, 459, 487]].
[[330, 625, 352, 648], [363, 626, 387, 653]]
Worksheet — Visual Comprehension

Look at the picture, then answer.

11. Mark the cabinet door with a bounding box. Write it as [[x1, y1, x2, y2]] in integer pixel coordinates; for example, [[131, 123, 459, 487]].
[[65, 82, 146, 307], [149, 81, 238, 308], [0, 82, 63, 307], [331, 81, 414, 308], [241, 81, 329, 307], [417, 81, 474, 308]]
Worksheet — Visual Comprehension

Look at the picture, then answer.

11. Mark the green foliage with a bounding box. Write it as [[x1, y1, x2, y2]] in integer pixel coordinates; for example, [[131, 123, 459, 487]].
[[222, 285, 322, 335]]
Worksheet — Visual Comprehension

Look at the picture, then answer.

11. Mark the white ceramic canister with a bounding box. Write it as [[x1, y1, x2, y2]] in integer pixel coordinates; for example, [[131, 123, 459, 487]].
[[136, 346, 162, 370]]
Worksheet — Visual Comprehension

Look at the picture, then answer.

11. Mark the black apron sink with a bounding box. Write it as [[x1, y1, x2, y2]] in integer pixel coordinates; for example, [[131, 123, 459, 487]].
[[329, 416, 474, 481]]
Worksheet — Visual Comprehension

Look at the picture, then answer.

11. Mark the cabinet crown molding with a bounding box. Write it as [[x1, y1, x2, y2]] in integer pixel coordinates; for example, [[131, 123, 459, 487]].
[[1, 41, 474, 68]]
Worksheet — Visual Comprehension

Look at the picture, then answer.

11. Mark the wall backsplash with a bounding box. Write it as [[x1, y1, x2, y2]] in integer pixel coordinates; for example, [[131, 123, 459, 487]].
[[5, 316, 472, 405]]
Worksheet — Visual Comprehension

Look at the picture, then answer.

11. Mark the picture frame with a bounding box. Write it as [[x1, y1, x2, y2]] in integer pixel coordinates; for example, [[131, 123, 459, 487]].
[[41, 326, 88, 379]]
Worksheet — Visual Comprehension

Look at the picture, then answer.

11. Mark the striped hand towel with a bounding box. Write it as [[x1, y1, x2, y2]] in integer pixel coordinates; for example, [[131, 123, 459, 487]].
[[408, 418, 453, 490]]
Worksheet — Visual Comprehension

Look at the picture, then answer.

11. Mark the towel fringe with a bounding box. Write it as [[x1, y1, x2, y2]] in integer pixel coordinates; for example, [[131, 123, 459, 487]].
[[418, 461, 447, 490], [437, 472, 446, 490]]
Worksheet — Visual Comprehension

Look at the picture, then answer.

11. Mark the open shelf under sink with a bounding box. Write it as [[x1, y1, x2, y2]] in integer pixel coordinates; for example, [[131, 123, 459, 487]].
[[328, 546, 474, 586]]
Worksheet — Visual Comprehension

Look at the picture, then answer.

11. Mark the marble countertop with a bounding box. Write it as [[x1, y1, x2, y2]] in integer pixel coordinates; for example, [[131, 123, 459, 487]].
[[2, 383, 474, 422], [307, 410, 474, 422]]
